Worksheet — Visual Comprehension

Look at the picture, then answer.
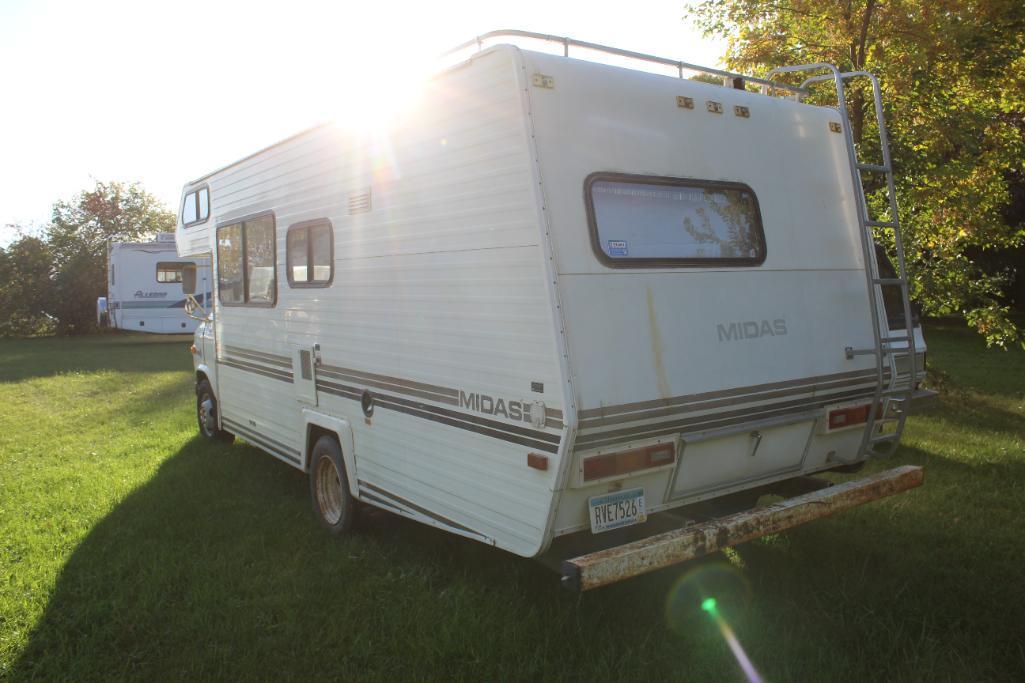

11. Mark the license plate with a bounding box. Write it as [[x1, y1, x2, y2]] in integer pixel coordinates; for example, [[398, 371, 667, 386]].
[[588, 488, 647, 534]]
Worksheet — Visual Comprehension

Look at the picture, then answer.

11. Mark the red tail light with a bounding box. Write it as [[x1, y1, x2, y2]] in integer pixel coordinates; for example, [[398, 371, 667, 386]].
[[827, 403, 881, 430], [583, 443, 675, 482]]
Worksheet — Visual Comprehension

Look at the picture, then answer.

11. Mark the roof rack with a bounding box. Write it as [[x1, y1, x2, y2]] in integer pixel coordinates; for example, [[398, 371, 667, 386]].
[[442, 29, 809, 96]]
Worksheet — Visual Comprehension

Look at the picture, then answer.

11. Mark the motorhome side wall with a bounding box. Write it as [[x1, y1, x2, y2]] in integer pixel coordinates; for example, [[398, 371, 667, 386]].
[[181, 46, 569, 557], [106, 243, 210, 333]]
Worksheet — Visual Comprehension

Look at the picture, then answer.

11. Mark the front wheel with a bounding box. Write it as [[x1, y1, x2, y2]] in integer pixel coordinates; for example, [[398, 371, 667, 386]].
[[309, 435, 357, 535], [196, 379, 233, 442]]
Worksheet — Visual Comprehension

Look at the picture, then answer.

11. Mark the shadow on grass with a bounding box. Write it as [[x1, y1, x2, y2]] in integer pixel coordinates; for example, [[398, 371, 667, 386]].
[[0, 333, 192, 383], [10, 412, 1025, 680], [3, 435, 697, 680]]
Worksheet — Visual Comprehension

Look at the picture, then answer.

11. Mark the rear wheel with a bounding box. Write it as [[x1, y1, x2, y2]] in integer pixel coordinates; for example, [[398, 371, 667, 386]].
[[196, 379, 233, 442], [309, 435, 356, 535]]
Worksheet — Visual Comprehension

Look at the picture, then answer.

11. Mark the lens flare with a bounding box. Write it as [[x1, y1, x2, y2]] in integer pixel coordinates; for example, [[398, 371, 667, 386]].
[[665, 562, 762, 683]]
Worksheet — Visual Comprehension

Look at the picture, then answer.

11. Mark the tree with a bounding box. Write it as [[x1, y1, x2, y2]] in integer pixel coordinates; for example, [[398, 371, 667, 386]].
[[45, 181, 176, 334], [687, 0, 1025, 347], [0, 234, 56, 337]]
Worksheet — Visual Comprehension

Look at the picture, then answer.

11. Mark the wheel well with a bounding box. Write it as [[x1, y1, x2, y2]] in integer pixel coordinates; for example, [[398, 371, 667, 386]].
[[305, 424, 338, 472], [195, 370, 209, 393]]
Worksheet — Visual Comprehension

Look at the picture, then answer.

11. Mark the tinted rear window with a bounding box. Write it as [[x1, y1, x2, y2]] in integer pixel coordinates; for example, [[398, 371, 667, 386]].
[[586, 174, 766, 267]]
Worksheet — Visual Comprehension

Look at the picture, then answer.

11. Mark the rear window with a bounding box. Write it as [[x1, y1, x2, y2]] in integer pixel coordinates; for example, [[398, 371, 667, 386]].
[[585, 174, 766, 267]]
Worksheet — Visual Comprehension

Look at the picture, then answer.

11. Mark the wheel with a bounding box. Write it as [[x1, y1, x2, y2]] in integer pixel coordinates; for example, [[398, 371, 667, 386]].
[[196, 379, 233, 442], [308, 435, 356, 535]]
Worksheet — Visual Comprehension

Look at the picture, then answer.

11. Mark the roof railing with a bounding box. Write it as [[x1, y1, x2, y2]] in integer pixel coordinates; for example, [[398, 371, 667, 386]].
[[442, 29, 810, 96]]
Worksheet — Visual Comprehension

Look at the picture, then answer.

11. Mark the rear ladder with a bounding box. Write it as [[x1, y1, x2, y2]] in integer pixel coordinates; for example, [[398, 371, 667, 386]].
[[764, 64, 919, 457]]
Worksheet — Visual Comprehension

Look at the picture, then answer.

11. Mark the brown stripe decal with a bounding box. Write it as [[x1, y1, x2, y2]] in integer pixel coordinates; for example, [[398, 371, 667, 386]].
[[579, 372, 885, 430], [316, 379, 561, 454], [219, 357, 293, 383], [359, 481, 478, 535], [576, 387, 877, 450], [578, 368, 883, 421]]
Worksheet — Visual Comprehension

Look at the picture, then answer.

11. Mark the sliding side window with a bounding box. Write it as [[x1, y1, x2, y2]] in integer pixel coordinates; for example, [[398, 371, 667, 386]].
[[216, 213, 277, 306], [286, 219, 333, 287], [585, 173, 766, 267]]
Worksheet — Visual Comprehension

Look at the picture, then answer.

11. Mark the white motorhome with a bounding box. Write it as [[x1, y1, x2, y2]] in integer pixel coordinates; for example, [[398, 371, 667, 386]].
[[175, 32, 934, 589], [98, 233, 210, 334]]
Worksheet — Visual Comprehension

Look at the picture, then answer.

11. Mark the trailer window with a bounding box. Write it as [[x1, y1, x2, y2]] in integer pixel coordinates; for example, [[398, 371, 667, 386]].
[[156, 262, 193, 283], [216, 214, 276, 306], [182, 186, 210, 227], [286, 219, 333, 287], [585, 174, 765, 267]]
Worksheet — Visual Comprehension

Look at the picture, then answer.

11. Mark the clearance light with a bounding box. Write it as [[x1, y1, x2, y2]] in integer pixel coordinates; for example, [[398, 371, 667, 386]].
[[582, 443, 675, 482]]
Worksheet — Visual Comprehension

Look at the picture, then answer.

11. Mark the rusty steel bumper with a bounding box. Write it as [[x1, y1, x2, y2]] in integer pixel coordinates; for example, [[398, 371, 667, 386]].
[[561, 465, 924, 591]]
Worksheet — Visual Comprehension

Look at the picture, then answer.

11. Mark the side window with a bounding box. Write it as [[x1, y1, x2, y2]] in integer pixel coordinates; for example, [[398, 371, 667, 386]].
[[286, 219, 333, 287], [216, 214, 277, 306], [181, 186, 211, 227], [156, 262, 193, 283]]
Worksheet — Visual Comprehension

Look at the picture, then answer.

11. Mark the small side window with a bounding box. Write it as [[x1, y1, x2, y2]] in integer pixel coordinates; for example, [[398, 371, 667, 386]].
[[181, 186, 211, 227], [286, 219, 333, 287], [156, 262, 194, 283]]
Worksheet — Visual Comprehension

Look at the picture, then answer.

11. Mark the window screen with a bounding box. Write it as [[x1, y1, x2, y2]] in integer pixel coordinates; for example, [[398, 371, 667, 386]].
[[217, 223, 245, 304], [286, 219, 333, 287], [586, 174, 765, 267], [244, 215, 276, 304], [156, 262, 193, 283], [198, 188, 210, 221], [182, 193, 198, 225]]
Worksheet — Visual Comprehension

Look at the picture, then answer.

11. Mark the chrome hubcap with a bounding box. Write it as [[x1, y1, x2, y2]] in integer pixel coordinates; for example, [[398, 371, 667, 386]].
[[199, 397, 216, 434], [315, 455, 344, 525]]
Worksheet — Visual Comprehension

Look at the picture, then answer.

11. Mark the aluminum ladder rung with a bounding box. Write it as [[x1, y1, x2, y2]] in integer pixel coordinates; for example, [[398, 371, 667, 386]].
[[869, 432, 900, 443], [881, 336, 910, 344], [857, 162, 891, 172], [866, 220, 898, 228], [873, 277, 904, 286]]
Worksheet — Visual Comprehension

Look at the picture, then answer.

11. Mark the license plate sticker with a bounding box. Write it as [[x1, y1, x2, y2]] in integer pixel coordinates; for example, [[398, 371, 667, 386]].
[[588, 488, 647, 534]]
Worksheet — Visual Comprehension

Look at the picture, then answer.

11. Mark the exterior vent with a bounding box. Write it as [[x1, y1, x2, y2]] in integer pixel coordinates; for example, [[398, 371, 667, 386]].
[[348, 187, 372, 214]]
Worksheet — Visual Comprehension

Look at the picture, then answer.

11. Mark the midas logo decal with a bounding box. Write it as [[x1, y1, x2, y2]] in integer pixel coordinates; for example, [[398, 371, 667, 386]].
[[459, 391, 528, 420], [717, 319, 787, 342]]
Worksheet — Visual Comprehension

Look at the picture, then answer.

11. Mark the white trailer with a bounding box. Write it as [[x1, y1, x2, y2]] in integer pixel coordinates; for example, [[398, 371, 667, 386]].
[[175, 32, 934, 588], [98, 233, 210, 334]]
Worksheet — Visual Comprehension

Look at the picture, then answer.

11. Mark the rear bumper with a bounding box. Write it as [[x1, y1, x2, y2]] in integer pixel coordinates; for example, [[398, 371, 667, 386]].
[[561, 465, 923, 591]]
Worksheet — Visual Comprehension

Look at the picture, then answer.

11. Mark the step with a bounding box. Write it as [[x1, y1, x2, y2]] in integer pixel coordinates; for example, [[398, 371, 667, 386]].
[[857, 163, 891, 173]]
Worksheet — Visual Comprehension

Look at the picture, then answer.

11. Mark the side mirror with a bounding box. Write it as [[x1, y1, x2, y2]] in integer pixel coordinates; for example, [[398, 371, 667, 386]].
[[181, 264, 197, 295]]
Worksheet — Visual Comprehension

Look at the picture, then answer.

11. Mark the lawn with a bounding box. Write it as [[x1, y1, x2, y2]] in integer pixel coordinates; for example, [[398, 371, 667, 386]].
[[1, 324, 1023, 681]]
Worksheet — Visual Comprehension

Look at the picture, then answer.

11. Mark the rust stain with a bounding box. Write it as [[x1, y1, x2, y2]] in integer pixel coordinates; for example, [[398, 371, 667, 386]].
[[565, 465, 924, 590], [646, 286, 672, 399]]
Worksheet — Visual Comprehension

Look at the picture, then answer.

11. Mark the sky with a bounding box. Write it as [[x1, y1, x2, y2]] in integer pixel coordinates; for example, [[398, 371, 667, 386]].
[[0, 0, 726, 245]]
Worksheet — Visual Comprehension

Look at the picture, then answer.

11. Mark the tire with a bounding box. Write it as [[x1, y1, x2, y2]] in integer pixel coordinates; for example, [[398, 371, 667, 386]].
[[308, 435, 356, 535], [196, 379, 233, 442]]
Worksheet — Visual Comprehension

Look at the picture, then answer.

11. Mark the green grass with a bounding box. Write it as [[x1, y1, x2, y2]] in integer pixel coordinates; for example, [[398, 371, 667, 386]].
[[1, 325, 1024, 681]]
